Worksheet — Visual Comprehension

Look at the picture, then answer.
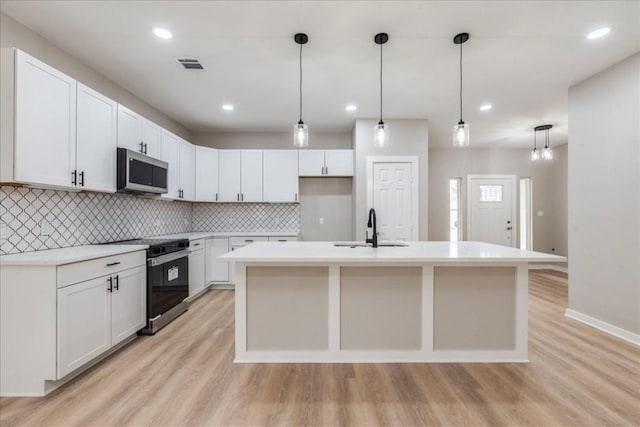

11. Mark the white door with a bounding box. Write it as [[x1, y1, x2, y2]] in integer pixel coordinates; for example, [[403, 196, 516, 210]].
[[116, 104, 143, 153], [325, 150, 354, 176], [195, 146, 219, 202], [179, 140, 195, 201], [189, 249, 206, 296], [205, 237, 230, 283], [141, 119, 162, 158], [298, 150, 325, 176], [161, 130, 180, 199], [76, 83, 117, 193], [15, 50, 77, 189], [111, 266, 146, 346], [240, 150, 263, 202], [467, 175, 517, 247], [57, 276, 111, 378], [372, 162, 414, 241], [263, 150, 298, 202], [218, 150, 241, 202]]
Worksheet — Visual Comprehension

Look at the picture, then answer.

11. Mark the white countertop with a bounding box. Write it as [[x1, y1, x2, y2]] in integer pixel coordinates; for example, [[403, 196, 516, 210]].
[[219, 241, 567, 264], [0, 244, 148, 266], [153, 231, 300, 241]]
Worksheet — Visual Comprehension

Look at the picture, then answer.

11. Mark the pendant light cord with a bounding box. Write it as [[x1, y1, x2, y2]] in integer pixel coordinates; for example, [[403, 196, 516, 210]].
[[299, 42, 303, 123], [459, 42, 463, 122], [380, 43, 383, 122]]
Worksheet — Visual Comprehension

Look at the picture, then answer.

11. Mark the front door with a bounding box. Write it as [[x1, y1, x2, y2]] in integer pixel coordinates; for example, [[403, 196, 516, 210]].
[[467, 175, 516, 247], [372, 162, 414, 241]]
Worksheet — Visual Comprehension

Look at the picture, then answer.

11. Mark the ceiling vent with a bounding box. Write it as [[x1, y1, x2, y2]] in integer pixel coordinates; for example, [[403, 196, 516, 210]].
[[177, 58, 204, 71]]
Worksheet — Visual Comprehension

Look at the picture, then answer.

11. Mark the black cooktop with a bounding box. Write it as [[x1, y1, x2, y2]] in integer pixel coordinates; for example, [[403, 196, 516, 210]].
[[107, 238, 189, 257]]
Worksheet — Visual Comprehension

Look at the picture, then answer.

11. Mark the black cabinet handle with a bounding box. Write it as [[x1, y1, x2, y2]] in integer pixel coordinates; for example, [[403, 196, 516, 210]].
[[114, 275, 119, 291], [215, 193, 218, 201], [237, 193, 240, 201], [79, 171, 85, 187], [244, 239, 254, 243], [295, 193, 298, 202], [193, 243, 201, 247], [139, 142, 144, 153], [241, 193, 244, 202], [106, 261, 121, 267], [71, 170, 77, 185], [143, 143, 148, 155], [107, 277, 113, 292]]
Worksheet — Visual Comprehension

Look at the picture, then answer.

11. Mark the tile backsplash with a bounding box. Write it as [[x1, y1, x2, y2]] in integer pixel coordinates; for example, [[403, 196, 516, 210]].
[[0, 185, 300, 255]]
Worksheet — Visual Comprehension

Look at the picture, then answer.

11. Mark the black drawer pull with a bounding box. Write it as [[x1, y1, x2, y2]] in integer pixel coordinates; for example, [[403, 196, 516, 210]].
[[106, 262, 121, 267], [244, 240, 254, 242], [193, 243, 201, 247]]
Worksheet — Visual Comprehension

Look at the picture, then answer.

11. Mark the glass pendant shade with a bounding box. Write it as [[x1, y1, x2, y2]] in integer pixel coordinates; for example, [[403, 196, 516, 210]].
[[452, 121, 469, 147], [293, 121, 309, 148], [374, 121, 389, 148], [531, 148, 540, 161], [542, 147, 553, 160]]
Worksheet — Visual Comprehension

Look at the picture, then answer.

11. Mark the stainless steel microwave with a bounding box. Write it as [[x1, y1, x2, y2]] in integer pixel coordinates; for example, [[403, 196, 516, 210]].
[[117, 148, 168, 195]]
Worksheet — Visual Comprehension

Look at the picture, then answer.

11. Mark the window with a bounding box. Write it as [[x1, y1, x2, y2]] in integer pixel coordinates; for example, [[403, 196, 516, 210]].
[[479, 184, 503, 202], [449, 178, 461, 241], [519, 178, 532, 250]]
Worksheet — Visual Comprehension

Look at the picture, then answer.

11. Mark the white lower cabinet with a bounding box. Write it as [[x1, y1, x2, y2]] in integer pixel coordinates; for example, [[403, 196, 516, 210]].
[[205, 237, 230, 283], [189, 243, 206, 297], [111, 266, 146, 346]]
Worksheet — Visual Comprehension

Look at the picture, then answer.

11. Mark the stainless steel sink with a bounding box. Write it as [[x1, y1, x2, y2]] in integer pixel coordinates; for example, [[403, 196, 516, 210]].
[[333, 241, 409, 248]]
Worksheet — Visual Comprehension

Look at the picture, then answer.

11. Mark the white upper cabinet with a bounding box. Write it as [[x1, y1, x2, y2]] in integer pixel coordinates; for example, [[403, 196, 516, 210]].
[[195, 146, 219, 202], [117, 104, 161, 158], [263, 150, 298, 202], [161, 130, 180, 199], [218, 150, 242, 202], [8, 49, 77, 188], [178, 139, 196, 201], [325, 150, 354, 176], [240, 150, 263, 202], [298, 149, 353, 177], [76, 83, 117, 193]]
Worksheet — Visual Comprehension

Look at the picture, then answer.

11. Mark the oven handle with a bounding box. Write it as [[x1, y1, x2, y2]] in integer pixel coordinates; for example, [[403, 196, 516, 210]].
[[148, 250, 190, 266]]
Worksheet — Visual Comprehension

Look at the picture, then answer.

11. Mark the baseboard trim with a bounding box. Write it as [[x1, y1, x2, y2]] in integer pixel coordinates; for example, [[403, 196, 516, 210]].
[[528, 264, 568, 273], [565, 309, 640, 346]]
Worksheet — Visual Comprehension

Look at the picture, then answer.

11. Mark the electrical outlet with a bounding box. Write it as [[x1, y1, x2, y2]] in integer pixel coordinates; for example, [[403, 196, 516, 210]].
[[0, 223, 7, 241], [319, 217, 325, 225], [154, 220, 162, 228], [227, 217, 233, 225], [40, 220, 51, 236], [274, 217, 281, 225], [537, 211, 544, 217]]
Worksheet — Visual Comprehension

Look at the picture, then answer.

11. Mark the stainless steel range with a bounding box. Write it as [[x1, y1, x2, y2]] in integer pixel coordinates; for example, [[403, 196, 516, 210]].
[[111, 238, 190, 334]]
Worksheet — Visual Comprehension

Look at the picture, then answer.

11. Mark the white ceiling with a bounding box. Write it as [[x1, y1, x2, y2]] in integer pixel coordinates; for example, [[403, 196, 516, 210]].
[[1, 1, 639, 147]]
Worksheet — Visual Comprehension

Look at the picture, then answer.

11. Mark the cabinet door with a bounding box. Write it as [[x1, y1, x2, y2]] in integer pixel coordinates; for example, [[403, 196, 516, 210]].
[[240, 150, 263, 202], [205, 237, 229, 283], [142, 119, 162, 158], [263, 150, 299, 202], [218, 150, 241, 202], [116, 104, 143, 153], [111, 266, 146, 346], [76, 83, 117, 193], [57, 276, 111, 378], [325, 150, 354, 176], [15, 50, 77, 188], [161, 130, 180, 199], [179, 139, 196, 201], [195, 146, 219, 202], [189, 249, 206, 297], [298, 150, 325, 176]]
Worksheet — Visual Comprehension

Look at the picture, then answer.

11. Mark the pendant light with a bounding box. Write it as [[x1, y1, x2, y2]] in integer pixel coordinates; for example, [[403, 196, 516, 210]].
[[374, 33, 389, 148], [452, 33, 470, 147], [293, 33, 309, 148], [532, 125, 553, 161]]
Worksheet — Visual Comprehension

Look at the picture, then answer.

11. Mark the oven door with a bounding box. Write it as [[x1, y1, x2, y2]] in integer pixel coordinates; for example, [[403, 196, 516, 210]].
[[147, 251, 189, 319]]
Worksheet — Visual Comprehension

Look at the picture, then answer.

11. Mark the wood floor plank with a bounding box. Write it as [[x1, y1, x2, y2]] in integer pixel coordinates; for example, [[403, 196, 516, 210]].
[[1, 271, 639, 427]]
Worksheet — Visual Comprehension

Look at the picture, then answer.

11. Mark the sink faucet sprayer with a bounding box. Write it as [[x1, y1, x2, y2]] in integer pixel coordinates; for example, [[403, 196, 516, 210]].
[[366, 208, 378, 248]]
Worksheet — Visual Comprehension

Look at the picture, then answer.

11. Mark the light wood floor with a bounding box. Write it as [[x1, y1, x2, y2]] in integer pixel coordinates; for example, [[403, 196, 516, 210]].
[[1, 270, 639, 426]]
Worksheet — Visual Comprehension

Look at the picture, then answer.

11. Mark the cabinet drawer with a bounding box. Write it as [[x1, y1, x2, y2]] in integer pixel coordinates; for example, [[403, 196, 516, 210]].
[[229, 236, 269, 246], [268, 236, 299, 242], [57, 250, 146, 288], [190, 239, 205, 250]]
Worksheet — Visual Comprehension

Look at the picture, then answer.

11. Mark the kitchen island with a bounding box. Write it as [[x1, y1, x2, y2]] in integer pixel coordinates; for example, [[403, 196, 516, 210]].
[[220, 241, 565, 363]]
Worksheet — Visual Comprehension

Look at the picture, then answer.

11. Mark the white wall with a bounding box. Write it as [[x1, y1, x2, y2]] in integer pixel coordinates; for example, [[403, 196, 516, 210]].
[[568, 53, 640, 336], [191, 131, 351, 150], [352, 119, 429, 240], [0, 12, 191, 140], [428, 145, 568, 260]]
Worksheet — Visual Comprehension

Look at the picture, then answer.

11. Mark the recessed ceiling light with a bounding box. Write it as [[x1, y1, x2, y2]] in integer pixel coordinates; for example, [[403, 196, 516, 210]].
[[153, 28, 172, 40], [222, 104, 234, 111], [587, 27, 610, 40], [480, 104, 493, 111], [345, 105, 357, 111]]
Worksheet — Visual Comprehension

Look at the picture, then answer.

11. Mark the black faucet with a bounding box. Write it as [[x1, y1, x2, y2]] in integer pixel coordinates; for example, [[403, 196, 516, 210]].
[[365, 208, 378, 248]]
